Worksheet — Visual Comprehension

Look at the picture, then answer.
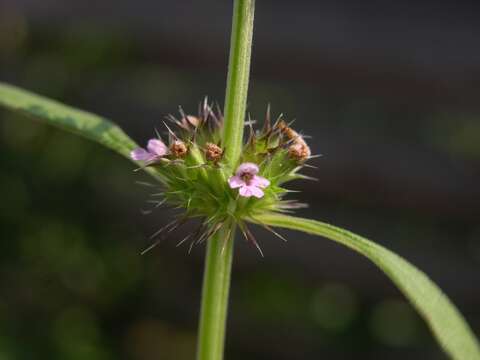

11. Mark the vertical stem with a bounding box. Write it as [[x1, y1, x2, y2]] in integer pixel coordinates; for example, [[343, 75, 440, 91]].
[[222, 0, 256, 169], [196, 226, 235, 360], [197, 1, 255, 359]]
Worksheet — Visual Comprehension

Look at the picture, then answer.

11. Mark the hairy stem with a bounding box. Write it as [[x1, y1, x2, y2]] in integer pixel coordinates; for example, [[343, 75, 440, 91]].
[[197, 1, 255, 359], [222, 0, 255, 169], [196, 226, 235, 360]]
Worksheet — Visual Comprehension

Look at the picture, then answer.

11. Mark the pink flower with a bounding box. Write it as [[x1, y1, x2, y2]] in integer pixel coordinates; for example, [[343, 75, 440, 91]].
[[130, 139, 168, 163], [228, 162, 270, 198]]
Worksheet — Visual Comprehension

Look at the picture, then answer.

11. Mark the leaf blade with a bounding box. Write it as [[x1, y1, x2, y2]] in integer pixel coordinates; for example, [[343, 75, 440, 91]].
[[252, 213, 480, 360], [0, 82, 137, 159], [0, 82, 165, 181]]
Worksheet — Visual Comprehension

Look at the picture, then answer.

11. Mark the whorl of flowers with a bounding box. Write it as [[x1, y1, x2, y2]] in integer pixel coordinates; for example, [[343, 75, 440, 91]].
[[132, 99, 315, 255]]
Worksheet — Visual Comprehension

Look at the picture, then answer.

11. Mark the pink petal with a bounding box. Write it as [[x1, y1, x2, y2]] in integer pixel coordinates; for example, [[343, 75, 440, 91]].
[[239, 185, 264, 198], [249, 186, 265, 198], [147, 139, 168, 156], [252, 175, 270, 188], [239, 185, 253, 197], [228, 176, 245, 189], [130, 148, 152, 161], [236, 162, 259, 176]]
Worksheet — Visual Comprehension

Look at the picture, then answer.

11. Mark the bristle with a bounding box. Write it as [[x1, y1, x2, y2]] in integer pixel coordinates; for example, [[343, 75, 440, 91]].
[[188, 223, 207, 254], [246, 113, 256, 147], [154, 128, 163, 140], [198, 221, 224, 244], [150, 192, 165, 197], [202, 96, 209, 120], [135, 181, 156, 187], [178, 105, 187, 121], [286, 119, 296, 128], [142, 223, 179, 254], [146, 198, 167, 208], [140, 240, 162, 255], [272, 113, 284, 129], [209, 103, 222, 126], [262, 103, 272, 133], [188, 239, 196, 254], [245, 225, 264, 257], [215, 102, 224, 122], [278, 200, 309, 209], [162, 121, 179, 140], [193, 222, 207, 240], [260, 224, 287, 242], [295, 174, 318, 181], [239, 222, 264, 257], [149, 219, 178, 240], [169, 216, 188, 234], [176, 233, 193, 247], [221, 226, 233, 255], [142, 216, 188, 254], [165, 114, 176, 124], [165, 114, 183, 129]]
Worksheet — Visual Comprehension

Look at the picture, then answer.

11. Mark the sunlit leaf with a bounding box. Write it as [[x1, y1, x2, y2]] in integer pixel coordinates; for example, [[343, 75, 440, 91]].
[[0, 82, 164, 181], [0, 82, 137, 159], [252, 213, 480, 360]]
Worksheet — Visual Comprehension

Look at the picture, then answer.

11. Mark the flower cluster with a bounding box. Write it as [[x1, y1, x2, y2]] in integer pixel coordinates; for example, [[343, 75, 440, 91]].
[[130, 99, 314, 254]]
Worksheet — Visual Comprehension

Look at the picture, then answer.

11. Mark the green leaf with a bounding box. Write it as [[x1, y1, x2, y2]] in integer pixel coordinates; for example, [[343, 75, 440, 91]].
[[0, 82, 163, 180], [0, 82, 137, 159], [252, 213, 480, 360]]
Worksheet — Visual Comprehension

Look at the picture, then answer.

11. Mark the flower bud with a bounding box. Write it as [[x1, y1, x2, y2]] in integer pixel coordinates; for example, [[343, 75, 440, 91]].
[[288, 141, 311, 161], [205, 142, 223, 162], [170, 140, 188, 158]]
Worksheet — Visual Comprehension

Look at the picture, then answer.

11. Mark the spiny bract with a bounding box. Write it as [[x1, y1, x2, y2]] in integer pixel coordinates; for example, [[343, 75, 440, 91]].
[[133, 99, 316, 254]]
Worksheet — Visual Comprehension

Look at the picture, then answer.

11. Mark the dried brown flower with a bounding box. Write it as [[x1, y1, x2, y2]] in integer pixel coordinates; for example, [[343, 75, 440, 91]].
[[288, 140, 311, 161], [170, 140, 188, 158], [278, 120, 301, 142], [205, 142, 223, 162], [277, 120, 311, 161]]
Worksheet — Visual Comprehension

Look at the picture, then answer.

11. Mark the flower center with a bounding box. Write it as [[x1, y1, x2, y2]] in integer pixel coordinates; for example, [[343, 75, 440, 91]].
[[240, 172, 254, 185]]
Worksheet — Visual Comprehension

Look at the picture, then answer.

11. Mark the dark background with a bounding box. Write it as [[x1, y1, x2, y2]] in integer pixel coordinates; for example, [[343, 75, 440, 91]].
[[1, 0, 479, 359]]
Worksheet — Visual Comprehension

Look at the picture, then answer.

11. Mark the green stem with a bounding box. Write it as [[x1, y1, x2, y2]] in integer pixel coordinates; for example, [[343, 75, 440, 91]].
[[196, 2, 255, 359], [222, 0, 255, 169], [196, 226, 235, 360]]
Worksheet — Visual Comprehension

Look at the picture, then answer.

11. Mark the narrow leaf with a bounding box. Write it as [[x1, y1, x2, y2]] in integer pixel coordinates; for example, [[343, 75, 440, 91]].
[[0, 82, 136, 159], [252, 213, 480, 360], [0, 82, 163, 180]]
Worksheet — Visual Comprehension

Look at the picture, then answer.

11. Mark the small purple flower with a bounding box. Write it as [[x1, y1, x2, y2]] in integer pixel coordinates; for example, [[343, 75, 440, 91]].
[[228, 162, 270, 198], [130, 139, 168, 163]]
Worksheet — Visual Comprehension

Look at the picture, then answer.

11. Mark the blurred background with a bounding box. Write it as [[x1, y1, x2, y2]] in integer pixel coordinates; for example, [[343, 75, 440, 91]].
[[1, 0, 479, 359]]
